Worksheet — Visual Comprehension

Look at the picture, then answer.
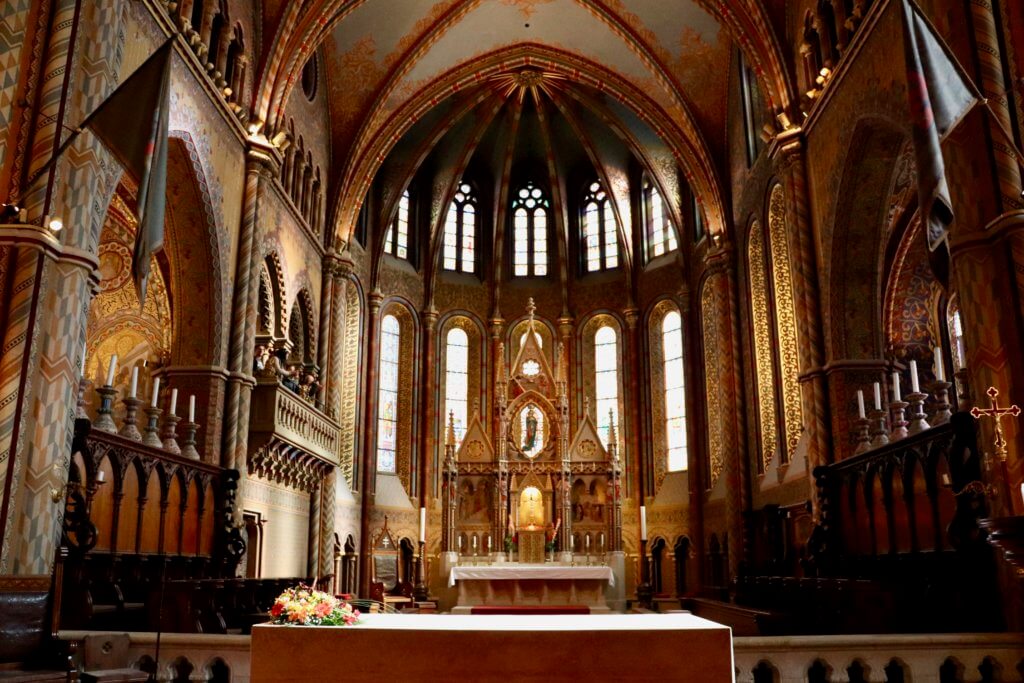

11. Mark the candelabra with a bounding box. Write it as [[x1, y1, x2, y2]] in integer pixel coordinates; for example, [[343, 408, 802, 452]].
[[119, 396, 143, 441], [180, 421, 201, 460], [161, 413, 182, 455], [889, 400, 909, 441], [94, 385, 118, 433], [869, 409, 889, 449], [905, 391, 931, 435], [413, 541, 429, 602], [142, 406, 163, 448], [929, 380, 953, 425], [852, 417, 872, 455]]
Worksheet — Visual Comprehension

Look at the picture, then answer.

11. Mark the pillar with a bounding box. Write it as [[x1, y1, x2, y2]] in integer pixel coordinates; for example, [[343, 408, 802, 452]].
[[358, 289, 383, 595]]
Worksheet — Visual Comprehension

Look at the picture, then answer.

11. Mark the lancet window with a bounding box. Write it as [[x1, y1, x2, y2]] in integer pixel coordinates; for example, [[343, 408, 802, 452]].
[[376, 314, 400, 473], [582, 182, 618, 272], [662, 311, 687, 472], [512, 181, 549, 277], [644, 178, 677, 260], [384, 190, 410, 260], [594, 325, 619, 447], [443, 183, 477, 273], [445, 328, 469, 445]]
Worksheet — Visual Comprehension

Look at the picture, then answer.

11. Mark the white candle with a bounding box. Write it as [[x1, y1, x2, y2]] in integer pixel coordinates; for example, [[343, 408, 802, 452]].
[[909, 360, 920, 393], [892, 372, 901, 402], [458, 536, 463, 551], [956, 337, 966, 367], [639, 505, 647, 541], [585, 535, 590, 550], [188, 395, 196, 423], [419, 507, 426, 543], [873, 382, 882, 410], [129, 367, 139, 398], [150, 377, 161, 407], [1020, 483, 1024, 509], [933, 346, 945, 382], [96, 469, 106, 484], [106, 355, 118, 386], [856, 390, 866, 419], [169, 389, 178, 416]]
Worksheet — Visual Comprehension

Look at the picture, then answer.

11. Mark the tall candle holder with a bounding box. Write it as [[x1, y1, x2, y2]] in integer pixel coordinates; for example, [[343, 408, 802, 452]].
[[929, 380, 953, 425], [161, 414, 182, 455], [905, 391, 931, 435], [889, 400, 909, 441], [142, 406, 163, 448], [853, 417, 872, 455], [869, 409, 889, 449], [413, 541, 429, 602], [119, 396, 143, 441], [636, 538, 653, 610], [180, 421, 201, 460], [94, 385, 118, 433]]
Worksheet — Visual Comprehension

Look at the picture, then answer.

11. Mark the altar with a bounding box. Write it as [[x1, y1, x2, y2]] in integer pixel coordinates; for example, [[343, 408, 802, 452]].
[[251, 613, 735, 682], [448, 564, 614, 614]]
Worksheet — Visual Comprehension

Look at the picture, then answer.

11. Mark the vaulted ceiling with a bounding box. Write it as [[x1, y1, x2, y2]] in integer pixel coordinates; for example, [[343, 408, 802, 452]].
[[251, 0, 794, 247]]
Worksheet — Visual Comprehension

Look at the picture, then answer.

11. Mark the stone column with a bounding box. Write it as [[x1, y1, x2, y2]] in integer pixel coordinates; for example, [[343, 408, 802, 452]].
[[317, 255, 335, 379], [358, 289, 383, 596], [324, 252, 354, 418], [308, 480, 321, 578], [417, 307, 438, 502]]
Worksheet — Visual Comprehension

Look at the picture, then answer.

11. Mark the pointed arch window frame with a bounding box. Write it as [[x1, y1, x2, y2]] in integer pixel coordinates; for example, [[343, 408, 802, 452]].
[[443, 182, 478, 274], [581, 181, 619, 273], [643, 176, 678, 262], [593, 324, 620, 448], [376, 314, 401, 474], [384, 189, 411, 261], [511, 180, 550, 278], [444, 326, 470, 446], [662, 309, 688, 472]]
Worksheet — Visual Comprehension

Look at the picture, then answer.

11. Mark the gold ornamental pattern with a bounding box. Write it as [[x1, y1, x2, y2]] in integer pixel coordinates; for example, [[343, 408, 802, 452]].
[[747, 221, 777, 472], [701, 277, 724, 486]]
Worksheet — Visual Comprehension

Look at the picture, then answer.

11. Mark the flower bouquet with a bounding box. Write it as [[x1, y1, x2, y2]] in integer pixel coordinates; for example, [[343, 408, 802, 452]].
[[269, 585, 360, 626]]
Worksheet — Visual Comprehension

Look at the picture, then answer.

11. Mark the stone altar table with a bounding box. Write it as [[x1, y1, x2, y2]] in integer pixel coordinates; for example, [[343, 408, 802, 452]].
[[251, 613, 734, 682], [448, 564, 614, 613]]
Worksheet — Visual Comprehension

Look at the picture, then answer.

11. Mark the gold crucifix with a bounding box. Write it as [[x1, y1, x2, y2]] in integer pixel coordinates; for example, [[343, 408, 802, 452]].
[[970, 386, 1021, 462]]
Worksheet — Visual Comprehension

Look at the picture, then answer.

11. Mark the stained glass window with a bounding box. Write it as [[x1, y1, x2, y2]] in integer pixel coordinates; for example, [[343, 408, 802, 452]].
[[443, 183, 477, 273], [511, 181, 549, 277], [519, 403, 545, 458], [377, 314, 400, 473], [445, 328, 469, 445], [645, 178, 677, 260], [663, 311, 687, 471], [582, 182, 618, 272], [594, 325, 618, 447], [384, 190, 410, 260]]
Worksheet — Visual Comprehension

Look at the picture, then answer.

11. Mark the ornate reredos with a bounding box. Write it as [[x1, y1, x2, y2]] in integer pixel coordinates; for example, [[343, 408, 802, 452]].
[[506, 390, 559, 461], [568, 407, 611, 463], [456, 405, 495, 463], [508, 299, 557, 400]]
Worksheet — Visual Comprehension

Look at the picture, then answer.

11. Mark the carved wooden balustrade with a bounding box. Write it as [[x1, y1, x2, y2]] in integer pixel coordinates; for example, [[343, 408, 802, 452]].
[[247, 379, 341, 490]]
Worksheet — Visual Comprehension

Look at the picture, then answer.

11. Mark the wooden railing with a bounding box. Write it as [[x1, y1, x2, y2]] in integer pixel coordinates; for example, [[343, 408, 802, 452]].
[[248, 379, 340, 467]]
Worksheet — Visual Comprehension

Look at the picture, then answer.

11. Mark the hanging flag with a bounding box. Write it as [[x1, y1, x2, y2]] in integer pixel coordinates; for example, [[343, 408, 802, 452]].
[[80, 39, 174, 304], [900, 0, 980, 283]]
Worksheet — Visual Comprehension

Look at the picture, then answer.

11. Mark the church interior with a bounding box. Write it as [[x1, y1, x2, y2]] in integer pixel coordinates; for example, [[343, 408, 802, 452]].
[[2, 0, 1024, 680]]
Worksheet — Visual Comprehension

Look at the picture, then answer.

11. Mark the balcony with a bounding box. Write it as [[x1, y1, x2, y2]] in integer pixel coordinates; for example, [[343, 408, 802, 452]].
[[248, 379, 341, 486]]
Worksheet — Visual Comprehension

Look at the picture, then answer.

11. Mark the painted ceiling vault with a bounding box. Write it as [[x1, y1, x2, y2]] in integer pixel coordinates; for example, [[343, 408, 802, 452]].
[[252, 0, 794, 248]]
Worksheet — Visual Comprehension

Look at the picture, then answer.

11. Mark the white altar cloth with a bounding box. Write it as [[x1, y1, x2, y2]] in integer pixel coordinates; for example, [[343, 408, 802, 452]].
[[448, 564, 615, 587]]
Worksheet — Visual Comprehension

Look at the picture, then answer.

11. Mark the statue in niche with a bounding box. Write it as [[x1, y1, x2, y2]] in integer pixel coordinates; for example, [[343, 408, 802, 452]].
[[524, 405, 538, 451]]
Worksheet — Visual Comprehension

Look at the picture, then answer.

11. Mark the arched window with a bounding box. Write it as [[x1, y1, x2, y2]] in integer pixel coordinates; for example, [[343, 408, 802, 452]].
[[443, 183, 477, 273], [662, 311, 687, 471], [594, 326, 618, 447], [644, 178, 677, 260], [377, 315, 400, 473], [445, 328, 469, 444], [582, 182, 618, 272], [512, 181, 549, 277], [384, 190, 410, 260]]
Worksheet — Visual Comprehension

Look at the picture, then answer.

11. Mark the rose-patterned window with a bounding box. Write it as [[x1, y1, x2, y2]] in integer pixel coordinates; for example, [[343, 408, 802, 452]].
[[512, 181, 549, 277], [376, 314, 400, 473], [582, 181, 618, 272], [443, 182, 477, 273]]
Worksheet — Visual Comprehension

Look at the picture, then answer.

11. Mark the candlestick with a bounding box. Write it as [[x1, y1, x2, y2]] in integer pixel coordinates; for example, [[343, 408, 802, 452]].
[[189, 395, 196, 423], [929, 380, 953, 426], [639, 505, 647, 541], [853, 417, 872, 455], [142, 405, 163, 448], [180, 421, 200, 460], [413, 540, 429, 602], [933, 346, 945, 382], [419, 507, 426, 543], [119, 396, 143, 441], [169, 388, 178, 417], [889, 400, 909, 441], [909, 360, 920, 393], [892, 372, 901, 402], [856, 390, 866, 419], [150, 377, 161, 407], [105, 355, 117, 386], [161, 412, 182, 455], [905, 391, 931, 435], [94, 385, 118, 432], [869, 409, 889, 449], [873, 382, 882, 411], [96, 469, 106, 484], [129, 367, 138, 398]]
